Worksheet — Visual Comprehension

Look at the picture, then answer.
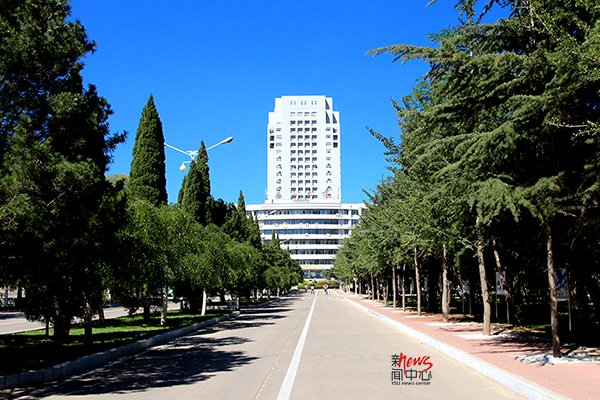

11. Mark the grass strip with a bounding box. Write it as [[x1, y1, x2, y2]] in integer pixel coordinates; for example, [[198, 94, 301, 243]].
[[0, 310, 229, 376]]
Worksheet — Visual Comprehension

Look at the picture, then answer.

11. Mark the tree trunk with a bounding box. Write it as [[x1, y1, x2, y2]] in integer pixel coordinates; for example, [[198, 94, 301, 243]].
[[370, 273, 374, 300], [492, 238, 511, 324], [402, 263, 406, 311], [53, 314, 72, 343], [442, 244, 451, 323], [384, 279, 389, 305], [160, 284, 168, 326], [414, 247, 422, 316], [476, 218, 491, 336], [546, 223, 561, 358], [84, 297, 93, 345], [98, 305, 105, 326], [143, 302, 151, 323], [392, 262, 397, 309], [201, 289, 207, 316]]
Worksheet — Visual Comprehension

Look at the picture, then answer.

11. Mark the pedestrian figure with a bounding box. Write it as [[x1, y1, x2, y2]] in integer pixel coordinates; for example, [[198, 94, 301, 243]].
[[311, 283, 315, 294], [324, 283, 328, 295]]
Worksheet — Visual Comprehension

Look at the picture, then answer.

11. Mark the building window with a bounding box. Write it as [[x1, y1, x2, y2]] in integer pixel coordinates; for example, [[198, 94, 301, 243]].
[[291, 121, 296, 125], [327, 171, 332, 176], [291, 143, 296, 147], [311, 111, 317, 116], [291, 158, 296, 162], [333, 142, 338, 148], [305, 112, 310, 116], [326, 149, 331, 153], [276, 171, 282, 176], [291, 180, 296, 185], [333, 135, 338, 140], [270, 143, 274, 149], [312, 128, 317, 132], [277, 164, 282, 169], [276, 128, 281, 132], [326, 127, 331, 131], [326, 164, 331, 168], [326, 157, 331, 161], [290, 112, 296, 116], [276, 135, 282, 139], [326, 134, 331, 139], [276, 142, 282, 147], [270, 135, 274, 141], [277, 179, 282, 184], [276, 156, 282, 161], [326, 142, 332, 147], [311, 120, 316, 125]]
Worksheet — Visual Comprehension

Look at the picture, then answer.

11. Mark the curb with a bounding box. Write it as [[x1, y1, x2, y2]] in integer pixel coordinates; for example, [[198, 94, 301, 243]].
[[0, 311, 240, 390], [345, 298, 571, 400], [240, 297, 281, 309]]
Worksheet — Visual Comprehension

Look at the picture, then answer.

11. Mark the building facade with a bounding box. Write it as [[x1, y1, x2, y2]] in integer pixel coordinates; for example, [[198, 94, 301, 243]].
[[248, 95, 363, 280], [267, 95, 341, 203]]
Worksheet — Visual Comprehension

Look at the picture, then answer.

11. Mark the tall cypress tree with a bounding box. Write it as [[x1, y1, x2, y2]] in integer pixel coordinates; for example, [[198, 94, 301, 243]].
[[128, 95, 167, 205], [178, 141, 212, 225]]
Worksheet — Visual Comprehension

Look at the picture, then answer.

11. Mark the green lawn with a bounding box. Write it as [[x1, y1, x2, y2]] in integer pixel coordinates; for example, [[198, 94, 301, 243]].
[[0, 310, 229, 376]]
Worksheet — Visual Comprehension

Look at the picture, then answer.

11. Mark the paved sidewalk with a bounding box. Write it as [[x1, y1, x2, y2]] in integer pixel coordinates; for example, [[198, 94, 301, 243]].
[[338, 290, 599, 400]]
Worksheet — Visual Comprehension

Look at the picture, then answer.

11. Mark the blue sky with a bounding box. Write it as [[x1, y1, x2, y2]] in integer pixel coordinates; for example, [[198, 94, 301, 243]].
[[69, 0, 505, 205]]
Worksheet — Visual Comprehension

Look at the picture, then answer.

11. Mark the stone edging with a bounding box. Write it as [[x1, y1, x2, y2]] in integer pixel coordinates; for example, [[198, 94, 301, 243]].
[[0, 311, 240, 390], [345, 298, 571, 400]]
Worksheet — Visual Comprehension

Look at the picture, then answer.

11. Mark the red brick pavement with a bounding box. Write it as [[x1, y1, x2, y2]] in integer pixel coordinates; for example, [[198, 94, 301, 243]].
[[338, 290, 600, 400]]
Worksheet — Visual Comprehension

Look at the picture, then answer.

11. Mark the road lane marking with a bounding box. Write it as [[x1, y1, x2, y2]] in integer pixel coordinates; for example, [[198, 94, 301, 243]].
[[276, 297, 316, 400]]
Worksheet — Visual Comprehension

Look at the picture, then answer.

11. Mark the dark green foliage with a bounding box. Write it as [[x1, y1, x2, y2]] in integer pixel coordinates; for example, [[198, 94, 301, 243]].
[[128, 95, 167, 206], [0, 0, 125, 342], [342, 0, 600, 348], [178, 141, 211, 224]]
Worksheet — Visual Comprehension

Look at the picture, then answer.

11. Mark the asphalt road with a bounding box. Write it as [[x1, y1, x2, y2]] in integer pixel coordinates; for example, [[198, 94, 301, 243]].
[[7, 291, 524, 399]]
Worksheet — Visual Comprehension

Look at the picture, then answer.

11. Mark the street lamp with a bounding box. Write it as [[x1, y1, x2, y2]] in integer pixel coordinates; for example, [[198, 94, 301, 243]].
[[164, 136, 233, 172]]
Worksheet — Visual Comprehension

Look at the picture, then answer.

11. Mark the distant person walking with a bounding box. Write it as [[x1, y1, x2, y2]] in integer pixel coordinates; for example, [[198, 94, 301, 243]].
[[324, 283, 328, 295], [311, 283, 315, 295]]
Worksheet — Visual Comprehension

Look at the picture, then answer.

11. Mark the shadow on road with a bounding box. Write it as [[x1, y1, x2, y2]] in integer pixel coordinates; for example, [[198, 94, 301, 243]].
[[26, 295, 308, 398], [36, 334, 257, 397]]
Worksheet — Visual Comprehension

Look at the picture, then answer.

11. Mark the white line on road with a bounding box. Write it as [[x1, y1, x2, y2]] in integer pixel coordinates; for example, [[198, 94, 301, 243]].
[[276, 297, 316, 400]]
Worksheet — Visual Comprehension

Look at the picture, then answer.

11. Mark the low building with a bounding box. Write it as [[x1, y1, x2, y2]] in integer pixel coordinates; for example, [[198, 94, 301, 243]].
[[246, 202, 363, 280]]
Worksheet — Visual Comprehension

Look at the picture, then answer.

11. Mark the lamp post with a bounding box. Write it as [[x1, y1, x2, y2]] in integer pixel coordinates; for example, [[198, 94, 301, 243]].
[[163, 136, 233, 316], [164, 136, 233, 172]]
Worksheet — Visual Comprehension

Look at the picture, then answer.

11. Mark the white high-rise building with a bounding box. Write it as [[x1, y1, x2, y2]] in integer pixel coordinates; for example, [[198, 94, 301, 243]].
[[266, 95, 340, 203], [247, 95, 363, 280]]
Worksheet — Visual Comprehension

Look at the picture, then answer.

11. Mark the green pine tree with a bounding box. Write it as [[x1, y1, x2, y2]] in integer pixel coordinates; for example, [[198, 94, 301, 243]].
[[178, 141, 212, 225], [0, 0, 125, 342], [128, 95, 167, 206]]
